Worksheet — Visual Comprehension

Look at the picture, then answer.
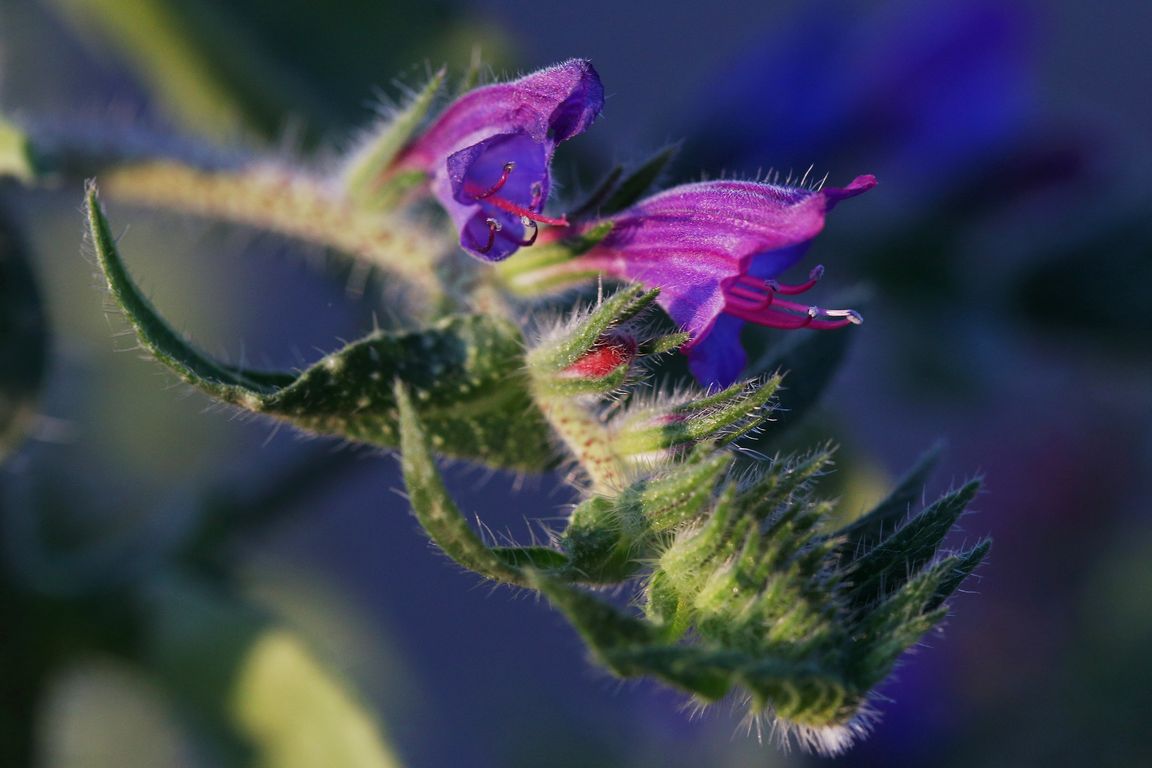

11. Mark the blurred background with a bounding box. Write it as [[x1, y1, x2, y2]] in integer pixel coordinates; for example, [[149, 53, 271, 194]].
[[1, 0, 1150, 765]]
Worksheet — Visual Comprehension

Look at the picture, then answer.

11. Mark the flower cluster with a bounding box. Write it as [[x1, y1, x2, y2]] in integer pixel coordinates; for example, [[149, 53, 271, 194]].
[[394, 59, 873, 387], [54, 51, 987, 759]]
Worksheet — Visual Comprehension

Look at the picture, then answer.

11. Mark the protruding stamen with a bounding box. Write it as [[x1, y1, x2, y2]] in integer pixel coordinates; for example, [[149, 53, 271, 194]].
[[519, 217, 539, 246], [473, 162, 516, 200], [483, 195, 569, 226], [727, 277, 774, 308], [767, 264, 825, 296], [476, 217, 501, 255], [723, 285, 862, 330], [462, 165, 566, 231]]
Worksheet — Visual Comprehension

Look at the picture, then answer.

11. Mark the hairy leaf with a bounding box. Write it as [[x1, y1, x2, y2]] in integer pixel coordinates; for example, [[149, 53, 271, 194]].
[[396, 383, 542, 586], [87, 183, 555, 470]]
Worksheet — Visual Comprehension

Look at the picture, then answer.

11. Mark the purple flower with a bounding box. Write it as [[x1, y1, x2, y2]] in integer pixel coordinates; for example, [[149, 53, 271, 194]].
[[392, 59, 604, 261], [574, 175, 876, 387], [687, 1, 1030, 198]]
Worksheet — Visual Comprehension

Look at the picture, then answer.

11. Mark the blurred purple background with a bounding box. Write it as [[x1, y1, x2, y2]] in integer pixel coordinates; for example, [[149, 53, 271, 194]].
[[2, 0, 1150, 765]]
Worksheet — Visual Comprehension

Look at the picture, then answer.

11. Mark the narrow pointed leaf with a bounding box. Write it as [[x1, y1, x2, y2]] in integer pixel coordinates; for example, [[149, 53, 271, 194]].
[[836, 443, 944, 559], [87, 183, 555, 470], [342, 69, 446, 206], [569, 165, 624, 219], [396, 384, 527, 586], [528, 285, 659, 372], [599, 145, 678, 215], [924, 539, 991, 612], [847, 480, 981, 609], [603, 645, 737, 701], [528, 572, 657, 674], [490, 546, 569, 571]]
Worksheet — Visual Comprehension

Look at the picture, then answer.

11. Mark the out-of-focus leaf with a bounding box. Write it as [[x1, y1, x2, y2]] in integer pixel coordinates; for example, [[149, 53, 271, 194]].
[[86, 183, 556, 470], [46, 0, 323, 140], [570, 145, 678, 219], [0, 203, 48, 458], [0, 117, 37, 182], [37, 660, 191, 768], [599, 145, 678, 215], [146, 576, 402, 768]]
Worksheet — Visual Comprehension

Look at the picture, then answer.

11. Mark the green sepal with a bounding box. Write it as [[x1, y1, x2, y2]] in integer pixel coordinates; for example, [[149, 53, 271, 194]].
[[0, 116, 37, 182], [836, 442, 944, 558], [534, 362, 632, 398], [561, 451, 731, 582], [924, 538, 991, 612], [730, 446, 836, 524], [570, 145, 678, 218], [845, 541, 989, 690], [527, 284, 658, 373], [611, 375, 782, 456], [845, 480, 982, 610], [87, 183, 555, 470], [395, 384, 533, 586], [341, 69, 446, 207], [494, 221, 615, 297], [638, 331, 690, 357]]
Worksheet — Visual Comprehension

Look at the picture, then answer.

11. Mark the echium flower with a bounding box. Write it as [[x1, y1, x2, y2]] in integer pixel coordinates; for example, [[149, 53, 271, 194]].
[[390, 59, 604, 261], [571, 175, 876, 386]]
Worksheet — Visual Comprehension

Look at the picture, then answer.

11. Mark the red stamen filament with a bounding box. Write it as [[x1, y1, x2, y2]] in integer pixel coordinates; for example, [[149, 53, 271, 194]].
[[768, 264, 825, 295], [464, 161, 570, 228], [484, 195, 569, 226], [473, 162, 515, 199], [723, 270, 861, 330], [476, 217, 501, 255]]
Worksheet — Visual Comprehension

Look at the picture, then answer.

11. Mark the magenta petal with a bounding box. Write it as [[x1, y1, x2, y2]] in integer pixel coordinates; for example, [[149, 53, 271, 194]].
[[576, 176, 874, 386], [394, 59, 604, 173]]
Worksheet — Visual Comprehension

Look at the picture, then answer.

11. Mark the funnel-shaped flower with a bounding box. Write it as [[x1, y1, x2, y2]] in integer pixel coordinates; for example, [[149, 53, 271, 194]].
[[574, 175, 876, 386], [391, 59, 604, 261]]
